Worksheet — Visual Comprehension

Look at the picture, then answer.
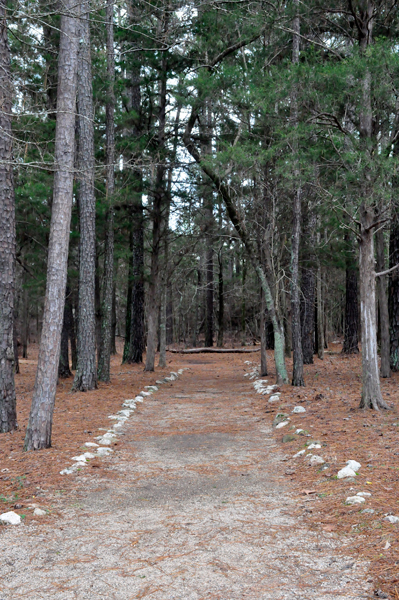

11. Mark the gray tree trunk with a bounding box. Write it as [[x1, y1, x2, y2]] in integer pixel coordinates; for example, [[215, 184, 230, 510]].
[[260, 290, 268, 376], [73, 0, 97, 391], [0, 3, 17, 433], [98, 0, 115, 382], [24, 1, 80, 449], [290, 0, 304, 386], [375, 227, 390, 378]]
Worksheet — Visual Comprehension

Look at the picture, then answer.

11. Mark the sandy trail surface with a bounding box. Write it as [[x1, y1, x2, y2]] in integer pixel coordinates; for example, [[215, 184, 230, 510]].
[[0, 356, 371, 599]]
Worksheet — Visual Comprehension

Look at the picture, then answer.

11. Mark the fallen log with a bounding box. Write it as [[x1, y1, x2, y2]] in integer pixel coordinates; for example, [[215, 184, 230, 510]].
[[167, 347, 261, 354]]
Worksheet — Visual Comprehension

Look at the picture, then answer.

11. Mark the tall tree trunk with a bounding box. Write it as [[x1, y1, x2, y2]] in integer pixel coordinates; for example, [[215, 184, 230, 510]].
[[24, 1, 80, 450], [166, 279, 174, 345], [301, 204, 316, 364], [145, 15, 169, 371], [388, 214, 399, 370], [351, 0, 386, 408], [21, 277, 29, 359], [72, 0, 97, 391], [217, 248, 224, 347], [290, 0, 304, 386], [0, 2, 17, 432], [359, 207, 388, 409], [342, 265, 359, 354], [111, 280, 117, 355], [260, 290, 268, 376], [98, 0, 115, 382], [316, 266, 324, 360], [58, 301, 72, 379], [376, 227, 390, 377]]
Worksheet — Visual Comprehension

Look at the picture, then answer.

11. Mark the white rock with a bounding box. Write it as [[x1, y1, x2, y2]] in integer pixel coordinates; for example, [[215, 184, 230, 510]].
[[295, 429, 304, 434], [97, 447, 113, 457], [135, 396, 144, 402], [385, 515, 399, 524], [177, 369, 184, 374], [337, 466, 357, 479], [71, 452, 95, 462], [84, 442, 99, 448], [293, 406, 306, 413], [140, 391, 152, 396], [269, 394, 281, 403], [117, 409, 132, 418], [145, 385, 158, 391], [275, 421, 289, 429], [346, 460, 361, 471], [33, 508, 46, 517], [356, 492, 371, 497], [308, 443, 321, 450], [156, 380, 164, 384], [293, 449, 306, 458], [309, 455, 325, 466], [346, 496, 365, 505], [60, 467, 75, 475], [108, 414, 126, 421], [0, 511, 21, 525]]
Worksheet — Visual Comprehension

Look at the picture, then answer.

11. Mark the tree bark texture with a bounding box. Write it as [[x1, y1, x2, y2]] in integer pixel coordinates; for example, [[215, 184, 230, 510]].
[[0, 3, 17, 433], [375, 227, 390, 377], [290, 1, 304, 386], [24, 1, 80, 449], [342, 266, 359, 353], [316, 266, 324, 360], [388, 213, 399, 371], [58, 299, 72, 379], [98, 0, 115, 382], [300, 204, 316, 364], [73, 0, 97, 391], [359, 207, 388, 409], [217, 248, 224, 347], [145, 15, 169, 371], [260, 290, 268, 376]]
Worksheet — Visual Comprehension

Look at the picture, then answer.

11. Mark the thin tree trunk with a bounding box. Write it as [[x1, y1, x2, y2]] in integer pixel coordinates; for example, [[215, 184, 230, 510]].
[[72, 0, 97, 391], [111, 280, 117, 355], [290, 0, 304, 386], [217, 248, 224, 347], [24, 1, 80, 449], [158, 285, 167, 367], [301, 204, 316, 364], [260, 289, 268, 376], [0, 2, 17, 432], [388, 214, 399, 370], [145, 14, 169, 371], [375, 228, 390, 377], [98, 0, 115, 382], [316, 266, 324, 360], [166, 279, 174, 345], [58, 301, 72, 379]]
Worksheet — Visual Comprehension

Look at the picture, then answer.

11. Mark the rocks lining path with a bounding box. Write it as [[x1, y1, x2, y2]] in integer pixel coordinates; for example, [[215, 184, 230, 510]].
[[0, 356, 371, 599]]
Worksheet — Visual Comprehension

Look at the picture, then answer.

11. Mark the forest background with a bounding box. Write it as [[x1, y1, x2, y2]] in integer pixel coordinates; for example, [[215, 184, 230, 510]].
[[1, 0, 399, 449]]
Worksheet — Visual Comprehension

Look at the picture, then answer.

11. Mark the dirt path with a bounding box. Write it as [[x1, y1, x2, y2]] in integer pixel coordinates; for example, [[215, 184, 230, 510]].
[[0, 356, 372, 599]]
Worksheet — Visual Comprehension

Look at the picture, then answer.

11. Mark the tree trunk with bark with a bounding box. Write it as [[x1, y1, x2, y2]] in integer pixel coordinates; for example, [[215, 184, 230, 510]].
[[342, 266, 359, 353], [389, 214, 399, 371], [58, 301, 72, 379], [72, 0, 97, 391], [301, 204, 316, 364], [290, 0, 304, 386], [24, 1, 80, 449], [375, 227, 390, 378], [260, 290, 268, 376], [0, 3, 17, 433], [98, 0, 115, 382], [217, 248, 224, 347]]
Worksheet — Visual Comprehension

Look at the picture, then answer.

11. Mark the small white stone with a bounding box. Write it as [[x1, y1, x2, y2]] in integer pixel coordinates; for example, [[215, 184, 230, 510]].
[[33, 508, 46, 517], [117, 409, 132, 418], [308, 443, 321, 450], [385, 515, 399, 524], [346, 496, 365, 505], [356, 492, 371, 497], [346, 460, 361, 471], [293, 449, 306, 458], [337, 466, 357, 479], [97, 447, 113, 457], [295, 429, 304, 434], [309, 455, 325, 466], [84, 442, 99, 448], [60, 468, 75, 475], [156, 380, 164, 384], [135, 396, 144, 402], [0, 511, 21, 525], [293, 406, 306, 413], [269, 394, 281, 403], [177, 369, 184, 374], [71, 452, 95, 462], [276, 421, 289, 429]]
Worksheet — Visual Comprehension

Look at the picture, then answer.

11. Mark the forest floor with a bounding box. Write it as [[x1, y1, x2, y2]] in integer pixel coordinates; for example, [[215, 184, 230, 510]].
[[0, 341, 398, 599]]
